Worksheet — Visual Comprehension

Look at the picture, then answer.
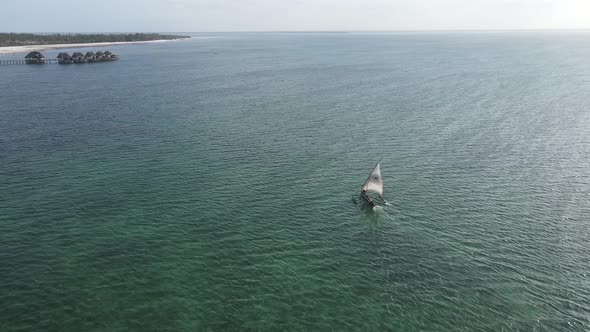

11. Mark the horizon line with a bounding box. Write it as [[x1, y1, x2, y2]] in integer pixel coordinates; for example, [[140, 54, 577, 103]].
[[2, 28, 590, 34]]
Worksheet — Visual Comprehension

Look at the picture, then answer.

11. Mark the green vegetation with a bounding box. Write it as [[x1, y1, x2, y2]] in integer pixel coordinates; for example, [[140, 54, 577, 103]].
[[0, 33, 190, 47]]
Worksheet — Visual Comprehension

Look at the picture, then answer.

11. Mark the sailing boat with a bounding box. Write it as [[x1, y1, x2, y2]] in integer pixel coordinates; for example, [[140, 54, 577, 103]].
[[353, 159, 388, 208]]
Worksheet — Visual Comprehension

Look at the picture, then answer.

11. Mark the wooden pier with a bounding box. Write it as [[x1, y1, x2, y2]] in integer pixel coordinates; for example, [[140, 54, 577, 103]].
[[0, 50, 118, 66], [0, 59, 59, 65]]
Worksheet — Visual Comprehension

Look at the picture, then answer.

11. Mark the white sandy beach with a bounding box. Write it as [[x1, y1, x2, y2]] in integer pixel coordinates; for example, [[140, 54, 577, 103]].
[[0, 38, 189, 55]]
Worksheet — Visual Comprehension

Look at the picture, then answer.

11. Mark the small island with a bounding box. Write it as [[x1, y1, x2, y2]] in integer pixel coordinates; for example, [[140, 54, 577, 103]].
[[0, 33, 190, 47]]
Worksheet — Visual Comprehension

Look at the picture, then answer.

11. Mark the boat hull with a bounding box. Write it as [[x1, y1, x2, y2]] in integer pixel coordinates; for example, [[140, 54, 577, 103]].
[[360, 191, 377, 207]]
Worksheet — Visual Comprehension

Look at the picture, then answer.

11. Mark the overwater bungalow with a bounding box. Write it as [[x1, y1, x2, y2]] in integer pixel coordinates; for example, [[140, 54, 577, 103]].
[[24, 51, 45, 64], [102, 51, 119, 61], [84, 52, 96, 62], [71, 52, 85, 63], [18, 50, 118, 65], [57, 52, 73, 64]]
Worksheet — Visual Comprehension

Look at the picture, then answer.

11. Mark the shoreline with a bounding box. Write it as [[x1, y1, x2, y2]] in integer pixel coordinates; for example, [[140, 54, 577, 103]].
[[0, 38, 190, 56]]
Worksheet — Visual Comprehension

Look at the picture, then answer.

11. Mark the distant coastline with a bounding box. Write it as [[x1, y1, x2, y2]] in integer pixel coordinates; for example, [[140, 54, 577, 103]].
[[0, 33, 191, 55], [0, 39, 189, 55]]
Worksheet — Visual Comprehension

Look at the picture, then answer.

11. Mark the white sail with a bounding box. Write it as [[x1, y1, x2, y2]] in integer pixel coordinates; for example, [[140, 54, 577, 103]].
[[361, 161, 383, 196]]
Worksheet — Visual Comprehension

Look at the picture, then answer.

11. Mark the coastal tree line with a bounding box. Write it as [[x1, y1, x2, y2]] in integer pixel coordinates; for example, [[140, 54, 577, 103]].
[[0, 33, 190, 47]]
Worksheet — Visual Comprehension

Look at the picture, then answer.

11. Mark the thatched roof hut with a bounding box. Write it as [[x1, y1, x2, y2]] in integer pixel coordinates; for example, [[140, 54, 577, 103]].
[[24, 51, 45, 64], [57, 52, 73, 64], [84, 52, 95, 58], [104, 51, 112, 55], [25, 51, 45, 59], [57, 52, 71, 59], [95, 51, 104, 57], [71, 52, 85, 63]]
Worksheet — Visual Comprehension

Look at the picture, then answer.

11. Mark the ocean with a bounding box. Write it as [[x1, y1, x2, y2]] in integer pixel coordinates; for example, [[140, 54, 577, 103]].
[[1, 32, 590, 331]]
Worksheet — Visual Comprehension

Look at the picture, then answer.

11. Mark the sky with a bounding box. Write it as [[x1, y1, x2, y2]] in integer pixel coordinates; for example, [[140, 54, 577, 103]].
[[1, 0, 589, 32]]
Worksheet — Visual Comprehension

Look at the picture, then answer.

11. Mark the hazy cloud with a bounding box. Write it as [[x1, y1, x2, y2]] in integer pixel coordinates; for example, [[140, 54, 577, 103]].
[[1, 0, 588, 32]]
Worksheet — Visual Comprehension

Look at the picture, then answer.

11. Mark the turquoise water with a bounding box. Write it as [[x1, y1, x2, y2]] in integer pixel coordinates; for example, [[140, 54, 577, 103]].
[[1, 32, 590, 331]]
